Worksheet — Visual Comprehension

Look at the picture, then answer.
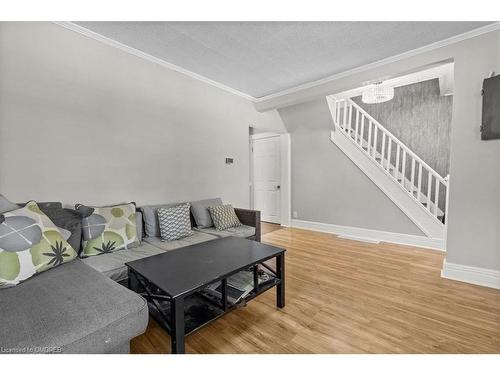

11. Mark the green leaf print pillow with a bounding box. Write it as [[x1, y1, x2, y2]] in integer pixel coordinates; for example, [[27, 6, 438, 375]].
[[76, 202, 138, 258], [0, 201, 77, 288]]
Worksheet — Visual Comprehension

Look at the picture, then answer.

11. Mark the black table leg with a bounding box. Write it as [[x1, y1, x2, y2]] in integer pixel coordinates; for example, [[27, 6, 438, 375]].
[[127, 268, 139, 293], [276, 253, 285, 308], [221, 279, 228, 311], [170, 297, 185, 354], [253, 264, 260, 292]]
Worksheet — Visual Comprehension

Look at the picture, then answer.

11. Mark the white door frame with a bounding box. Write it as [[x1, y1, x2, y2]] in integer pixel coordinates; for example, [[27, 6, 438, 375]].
[[250, 132, 291, 227]]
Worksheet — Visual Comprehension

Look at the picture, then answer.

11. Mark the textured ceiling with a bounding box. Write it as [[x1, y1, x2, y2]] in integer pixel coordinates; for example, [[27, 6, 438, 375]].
[[76, 22, 491, 98]]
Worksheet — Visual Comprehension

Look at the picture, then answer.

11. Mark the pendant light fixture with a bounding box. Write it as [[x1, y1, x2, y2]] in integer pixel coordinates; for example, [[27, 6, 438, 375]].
[[362, 81, 394, 104]]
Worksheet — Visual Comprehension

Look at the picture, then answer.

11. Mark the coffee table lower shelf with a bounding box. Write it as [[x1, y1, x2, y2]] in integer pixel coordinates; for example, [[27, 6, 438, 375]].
[[148, 277, 281, 337]]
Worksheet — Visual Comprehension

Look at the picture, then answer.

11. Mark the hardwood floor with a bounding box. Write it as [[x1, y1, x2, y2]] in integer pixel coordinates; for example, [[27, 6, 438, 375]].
[[261, 221, 282, 235], [131, 227, 500, 353]]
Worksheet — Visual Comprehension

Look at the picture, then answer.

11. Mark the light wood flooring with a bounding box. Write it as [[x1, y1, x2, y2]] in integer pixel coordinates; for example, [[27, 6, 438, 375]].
[[261, 221, 282, 235], [131, 226, 500, 353]]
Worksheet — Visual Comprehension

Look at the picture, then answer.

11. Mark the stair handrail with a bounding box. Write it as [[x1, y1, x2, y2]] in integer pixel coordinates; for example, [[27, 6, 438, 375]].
[[334, 97, 447, 186]]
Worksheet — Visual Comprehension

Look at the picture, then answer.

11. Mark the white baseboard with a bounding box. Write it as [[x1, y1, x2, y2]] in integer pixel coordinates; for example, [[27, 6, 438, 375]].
[[291, 219, 445, 251], [441, 260, 500, 289]]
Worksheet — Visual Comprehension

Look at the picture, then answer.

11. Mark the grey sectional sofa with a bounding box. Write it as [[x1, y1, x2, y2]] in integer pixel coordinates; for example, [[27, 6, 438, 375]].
[[1, 260, 148, 353], [0, 199, 260, 354], [81, 204, 260, 285]]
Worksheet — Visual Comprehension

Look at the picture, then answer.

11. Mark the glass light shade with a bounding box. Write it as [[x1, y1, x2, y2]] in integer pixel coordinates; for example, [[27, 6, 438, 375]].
[[362, 83, 394, 104]]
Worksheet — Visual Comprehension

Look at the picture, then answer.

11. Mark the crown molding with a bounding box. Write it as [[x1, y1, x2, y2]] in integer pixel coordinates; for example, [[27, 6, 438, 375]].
[[53, 21, 500, 110], [53, 21, 257, 102], [255, 22, 500, 108]]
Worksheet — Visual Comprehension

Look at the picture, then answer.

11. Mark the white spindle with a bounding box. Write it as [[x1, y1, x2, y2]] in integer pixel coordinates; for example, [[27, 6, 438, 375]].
[[427, 172, 432, 212], [360, 115, 365, 146], [381, 132, 386, 169], [417, 163, 423, 201], [367, 121, 372, 156], [336, 100, 340, 125], [445, 175, 450, 225], [401, 150, 407, 190], [395, 144, 400, 178], [387, 138, 392, 171], [347, 103, 353, 134], [343, 100, 348, 130], [434, 179, 440, 217], [410, 158, 416, 195], [354, 110, 360, 143], [373, 125, 378, 158]]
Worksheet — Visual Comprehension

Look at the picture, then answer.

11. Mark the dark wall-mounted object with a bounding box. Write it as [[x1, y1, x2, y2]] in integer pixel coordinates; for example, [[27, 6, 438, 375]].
[[225, 157, 234, 164], [481, 74, 500, 140]]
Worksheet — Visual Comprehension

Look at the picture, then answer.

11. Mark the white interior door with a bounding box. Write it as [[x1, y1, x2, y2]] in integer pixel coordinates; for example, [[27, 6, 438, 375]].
[[252, 135, 281, 224]]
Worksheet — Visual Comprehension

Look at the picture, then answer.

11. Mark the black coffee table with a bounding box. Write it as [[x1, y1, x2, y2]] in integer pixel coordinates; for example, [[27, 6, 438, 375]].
[[126, 236, 285, 354]]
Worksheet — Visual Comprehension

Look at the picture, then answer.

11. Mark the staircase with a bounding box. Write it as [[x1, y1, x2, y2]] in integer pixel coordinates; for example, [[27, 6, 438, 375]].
[[327, 96, 449, 240]]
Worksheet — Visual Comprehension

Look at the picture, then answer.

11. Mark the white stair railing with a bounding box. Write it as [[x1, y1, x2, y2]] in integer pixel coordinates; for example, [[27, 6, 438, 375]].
[[328, 97, 449, 224]]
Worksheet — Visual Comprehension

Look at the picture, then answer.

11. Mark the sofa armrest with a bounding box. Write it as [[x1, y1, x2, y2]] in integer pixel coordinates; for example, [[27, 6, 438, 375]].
[[234, 208, 261, 242]]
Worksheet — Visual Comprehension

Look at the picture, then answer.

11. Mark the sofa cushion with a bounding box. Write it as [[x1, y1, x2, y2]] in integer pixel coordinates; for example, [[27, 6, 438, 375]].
[[135, 211, 143, 242], [81, 242, 165, 282], [139, 202, 184, 238], [0, 201, 77, 288], [0, 259, 148, 353], [76, 202, 139, 257], [195, 225, 255, 239], [158, 203, 193, 241], [190, 198, 223, 228], [208, 204, 242, 231], [143, 231, 218, 251]]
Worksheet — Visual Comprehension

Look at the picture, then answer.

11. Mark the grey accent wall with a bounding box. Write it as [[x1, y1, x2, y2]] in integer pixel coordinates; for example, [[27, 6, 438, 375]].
[[352, 78, 452, 178], [0, 22, 285, 206], [279, 98, 425, 236]]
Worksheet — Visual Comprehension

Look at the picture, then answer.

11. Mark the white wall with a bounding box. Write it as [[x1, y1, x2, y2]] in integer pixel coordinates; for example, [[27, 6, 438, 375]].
[[275, 29, 500, 276], [279, 98, 424, 235], [0, 22, 285, 207], [445, 32, 500, 271]]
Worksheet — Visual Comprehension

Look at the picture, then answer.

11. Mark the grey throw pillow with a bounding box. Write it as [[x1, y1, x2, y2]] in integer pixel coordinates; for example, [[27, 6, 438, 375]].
[[190, 198, 223, 228], [158, 203, 193, 241], [0, 194, 19, 214], [207, 204, 242, 231]]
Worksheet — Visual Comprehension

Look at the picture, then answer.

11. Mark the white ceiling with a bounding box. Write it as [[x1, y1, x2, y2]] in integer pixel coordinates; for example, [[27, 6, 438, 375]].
[[75, 22, 492, 99]]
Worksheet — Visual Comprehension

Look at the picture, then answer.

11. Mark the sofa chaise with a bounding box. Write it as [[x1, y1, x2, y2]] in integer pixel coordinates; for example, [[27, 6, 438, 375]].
[[0, 198, 260, 354]]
